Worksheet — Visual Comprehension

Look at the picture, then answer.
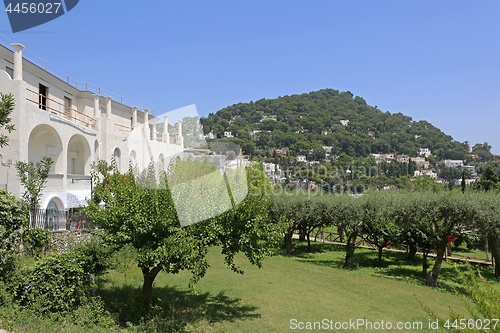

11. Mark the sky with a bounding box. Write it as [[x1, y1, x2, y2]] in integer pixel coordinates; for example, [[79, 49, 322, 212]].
[[0, 1, 499, 153]]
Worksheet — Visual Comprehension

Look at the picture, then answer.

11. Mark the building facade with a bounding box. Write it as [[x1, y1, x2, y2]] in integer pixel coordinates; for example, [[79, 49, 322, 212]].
[[0, 43, 185, 212]]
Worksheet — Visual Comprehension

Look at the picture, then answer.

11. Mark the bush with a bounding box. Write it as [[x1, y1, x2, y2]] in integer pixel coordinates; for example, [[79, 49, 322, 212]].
[[11, 252, 89, 313], [22, 228, 50, 257], [0, 190, 27, 278], [72, 235, 115, 276]]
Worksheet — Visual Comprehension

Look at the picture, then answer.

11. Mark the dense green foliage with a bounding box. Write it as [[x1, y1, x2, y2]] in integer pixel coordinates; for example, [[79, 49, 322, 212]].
[[0, 190, 27, 279], [201, 89, 470, 159], [21, 228, 50, 258], [0, 93, 15, 148], [271, 190, 500, 286], [11, 252, 89, 313], [84, 159, 283, 302]]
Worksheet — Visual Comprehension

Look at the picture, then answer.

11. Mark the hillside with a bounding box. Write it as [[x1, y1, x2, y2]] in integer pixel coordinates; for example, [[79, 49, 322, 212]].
[[200, 89, 469, 160]]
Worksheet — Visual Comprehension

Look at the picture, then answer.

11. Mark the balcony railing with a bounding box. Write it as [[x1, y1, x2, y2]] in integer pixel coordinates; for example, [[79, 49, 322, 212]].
[[26, 88, 97, 130], [115, 123, 133, 132]]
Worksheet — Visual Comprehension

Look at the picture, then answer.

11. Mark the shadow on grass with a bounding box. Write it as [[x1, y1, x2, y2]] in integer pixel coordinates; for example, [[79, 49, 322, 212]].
[[98, 284, 260, 332]]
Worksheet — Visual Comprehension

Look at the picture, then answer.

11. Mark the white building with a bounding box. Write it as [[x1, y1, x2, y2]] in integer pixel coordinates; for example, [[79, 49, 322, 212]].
[[296, 155, 307, 163], [0, 43, 185, 212], [419, 148, 431, 157], [340, 119, 349, 126], [224, 131, 233, 138], [444, 159, 464, 168], [414, 170, 437, 179]]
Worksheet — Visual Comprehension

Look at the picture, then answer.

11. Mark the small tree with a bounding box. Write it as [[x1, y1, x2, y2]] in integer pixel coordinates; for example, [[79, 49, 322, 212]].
[[421, 191, 476, 287], [15, 157, 54, 225], [84, 160, 282, 304], [361, 193, 398, 266], [477, 166, 499, 191], [0, 93, 15, 148]]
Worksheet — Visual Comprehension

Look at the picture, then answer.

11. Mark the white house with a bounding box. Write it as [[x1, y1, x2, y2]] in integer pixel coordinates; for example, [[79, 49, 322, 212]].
[[340, 120, 349, 126], [0, 43, 185, 213], [444, 159, 464, 168], [419, 148, 431, 157], [296, 155, 307, 163], [414, 169, 437, 179]]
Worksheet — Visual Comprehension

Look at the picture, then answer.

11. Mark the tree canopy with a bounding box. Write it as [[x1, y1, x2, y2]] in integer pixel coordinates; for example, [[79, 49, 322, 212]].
[[84, 160, 283, 303]]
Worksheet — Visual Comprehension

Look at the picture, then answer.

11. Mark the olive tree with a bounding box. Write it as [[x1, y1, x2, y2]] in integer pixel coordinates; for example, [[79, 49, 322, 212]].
[[474, 191, 500, 277]]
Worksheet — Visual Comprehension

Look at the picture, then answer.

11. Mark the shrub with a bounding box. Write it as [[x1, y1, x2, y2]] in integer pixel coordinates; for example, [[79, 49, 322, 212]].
[[72, 235, 115, 276], [11, 252, 89, 313], [22, 228, 50, 257], [0, 190, 27, 279]]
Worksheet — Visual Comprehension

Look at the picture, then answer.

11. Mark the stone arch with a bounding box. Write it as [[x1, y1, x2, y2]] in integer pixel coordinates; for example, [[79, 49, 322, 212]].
[[130, 150, 137, 166], [46, 196, 64, 210], [94, 140, 100, 162], [159, 153, 165, 171], [28, 124, 63, 174], [67, 134, 91, 175], [113, 148, 121, 171], [46, 196, 65, 231]]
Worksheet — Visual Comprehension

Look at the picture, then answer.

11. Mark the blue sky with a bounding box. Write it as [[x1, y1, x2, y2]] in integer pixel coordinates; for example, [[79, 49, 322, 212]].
[[1, 1, 499, 153]]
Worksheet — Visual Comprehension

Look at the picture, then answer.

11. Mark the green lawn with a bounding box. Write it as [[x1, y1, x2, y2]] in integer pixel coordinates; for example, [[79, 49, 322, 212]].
[[2, 241, 496, 332]]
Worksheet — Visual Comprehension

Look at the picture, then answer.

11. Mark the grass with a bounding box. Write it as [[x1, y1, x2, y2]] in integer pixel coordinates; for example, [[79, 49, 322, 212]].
[[1, 241, 498, 332]]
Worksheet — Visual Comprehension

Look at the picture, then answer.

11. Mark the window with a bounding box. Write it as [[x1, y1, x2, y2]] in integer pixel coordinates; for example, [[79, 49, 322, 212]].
[[5, 67, 13, 79], [64, 96, 72, 118], [39, 84, 48, 110]]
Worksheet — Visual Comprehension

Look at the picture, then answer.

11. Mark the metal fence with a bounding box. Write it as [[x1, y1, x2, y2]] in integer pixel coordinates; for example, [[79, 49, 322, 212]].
[[29, 209, 99, 231]]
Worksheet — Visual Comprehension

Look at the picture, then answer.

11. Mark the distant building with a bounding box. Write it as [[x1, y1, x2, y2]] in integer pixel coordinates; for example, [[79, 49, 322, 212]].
[[419, 148, 431, 157], [412, 157, 430, 168], [296, 155, 307, 163], [414, 170, 437, 179], [444, 159, 464, 168], [205, 132, 216, 139], [224, 131, 233, 138], [371, 153, 395, 163], [340, 120, 350, 126], [455, 178, 477, 186], [461, 165, 475, 172]]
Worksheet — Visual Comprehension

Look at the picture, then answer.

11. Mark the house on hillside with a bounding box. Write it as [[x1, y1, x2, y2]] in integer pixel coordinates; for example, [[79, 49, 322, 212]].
[[444, 159, 464, 168], [419, 148, 431, 157]]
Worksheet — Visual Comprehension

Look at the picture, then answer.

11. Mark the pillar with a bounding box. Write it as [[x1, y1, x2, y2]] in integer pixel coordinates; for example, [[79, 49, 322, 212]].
[[152, 121, 157, 141], [93, 94, 100, 130], [132, 106, 138, 128], [11, 43, 24, 81], [105, 96, 112, 120], [178, 120, 184, 147], [163, 115, 169, 143]]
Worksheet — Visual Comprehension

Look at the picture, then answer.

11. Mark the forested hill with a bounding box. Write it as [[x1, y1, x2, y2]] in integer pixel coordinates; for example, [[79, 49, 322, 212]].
[[200, 88, 469, 159]]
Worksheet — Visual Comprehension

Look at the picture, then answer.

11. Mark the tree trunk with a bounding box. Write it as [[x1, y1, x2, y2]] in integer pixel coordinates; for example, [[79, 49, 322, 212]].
[[284, 226, 295, 255], [299, 228, 306, 242], [378, 246, 384, 266], [487, 234, 500, 278], [307, 231, 311, 251], [408, 242, 417, 261], [422, 250, 429, 278], [142, 266, 162, 304], [426, 238, 448, 287], [343, 229, 358, 269]]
